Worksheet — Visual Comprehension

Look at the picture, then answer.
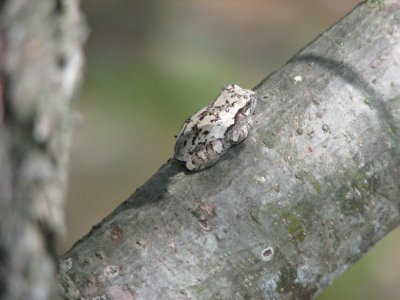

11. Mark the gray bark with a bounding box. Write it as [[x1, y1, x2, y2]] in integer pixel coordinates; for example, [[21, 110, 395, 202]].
[[0, 0, 86, 299], [60, 1, 400, 299]]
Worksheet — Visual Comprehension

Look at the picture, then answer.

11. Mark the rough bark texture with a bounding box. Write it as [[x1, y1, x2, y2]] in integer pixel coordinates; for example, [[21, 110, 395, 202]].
[[0, 0, 86, 299], [61, 1, 400, 299]]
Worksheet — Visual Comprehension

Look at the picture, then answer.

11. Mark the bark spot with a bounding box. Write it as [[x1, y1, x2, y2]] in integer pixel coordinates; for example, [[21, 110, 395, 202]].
[[54, 0, 64, 15], [56, 54, 67, 69], [104, 265, 120, 279], [261, 247, 274, 262], [321, 124, 330, 132], [192, 202, 216, 231], [108, 284, 134, 300], [106, 223, 124, 245]]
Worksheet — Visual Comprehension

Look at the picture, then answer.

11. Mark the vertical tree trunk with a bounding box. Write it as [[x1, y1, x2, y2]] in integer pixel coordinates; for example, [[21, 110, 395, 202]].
[[0, 1, 86, 299]]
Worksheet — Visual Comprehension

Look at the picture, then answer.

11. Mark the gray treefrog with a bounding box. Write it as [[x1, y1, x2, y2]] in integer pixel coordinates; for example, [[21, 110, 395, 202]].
[[174, 84, 257, 171]]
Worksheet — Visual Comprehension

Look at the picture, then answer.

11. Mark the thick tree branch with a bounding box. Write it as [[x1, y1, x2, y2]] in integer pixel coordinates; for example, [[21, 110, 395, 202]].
[[61, 1, 400, 299], [0, 0, 86, 299]]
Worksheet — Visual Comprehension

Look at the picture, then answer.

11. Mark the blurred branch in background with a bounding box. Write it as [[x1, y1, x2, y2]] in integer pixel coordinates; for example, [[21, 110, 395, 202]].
[[60, 1, 400, 299], [0, 0, 86, 299]]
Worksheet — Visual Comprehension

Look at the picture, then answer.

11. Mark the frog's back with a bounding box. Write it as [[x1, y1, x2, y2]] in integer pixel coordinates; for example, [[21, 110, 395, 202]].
[[174, 84, 256, 167]]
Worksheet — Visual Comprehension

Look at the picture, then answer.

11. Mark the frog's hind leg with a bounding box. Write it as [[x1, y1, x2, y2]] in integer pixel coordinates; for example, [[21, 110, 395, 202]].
[[186, 139, 227, 171], [226, 112, 253, 144]]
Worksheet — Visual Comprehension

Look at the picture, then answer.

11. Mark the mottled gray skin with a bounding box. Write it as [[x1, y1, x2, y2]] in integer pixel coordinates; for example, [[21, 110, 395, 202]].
[[174, 84, 257, 171]]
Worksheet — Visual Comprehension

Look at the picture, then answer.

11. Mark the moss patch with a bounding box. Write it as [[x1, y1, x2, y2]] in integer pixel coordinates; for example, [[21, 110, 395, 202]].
[[335, 39, 345, 47], [345, 169, 370, 191], [389, 124, 397, 134], [294, 199, 315, 226], [263, 131, 277, 148], [363, 97, 374, 109], [336, 168, 379, 216], [336, 185, 365, 215], [281, 210, 306, 243], [277, 265, 302, 294], [187, 284, 205, 295], [305, 174, 322, 194], [367, 0, 385, 9]]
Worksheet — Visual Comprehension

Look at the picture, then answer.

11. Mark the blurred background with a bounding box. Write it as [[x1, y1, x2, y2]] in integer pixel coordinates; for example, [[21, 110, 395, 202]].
[[60, 1, 400, 299]]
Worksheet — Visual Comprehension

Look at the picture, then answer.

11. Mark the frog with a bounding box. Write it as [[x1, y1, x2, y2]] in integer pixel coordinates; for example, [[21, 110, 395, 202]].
[[174, 84, 257, 171]]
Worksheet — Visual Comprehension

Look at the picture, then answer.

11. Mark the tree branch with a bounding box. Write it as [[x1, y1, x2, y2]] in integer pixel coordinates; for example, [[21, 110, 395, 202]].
[[0, 0, 86, 299], [60, 1, 400, 299]]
